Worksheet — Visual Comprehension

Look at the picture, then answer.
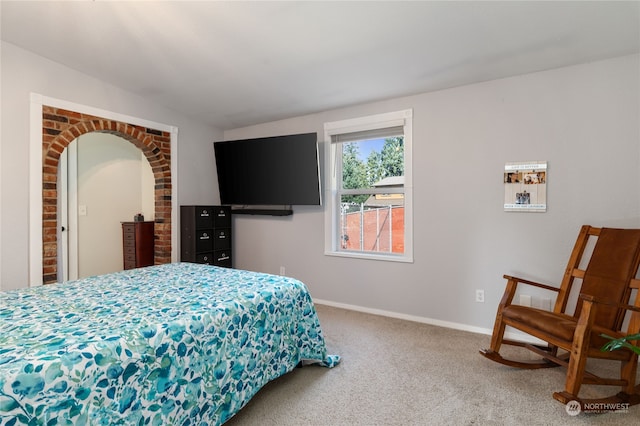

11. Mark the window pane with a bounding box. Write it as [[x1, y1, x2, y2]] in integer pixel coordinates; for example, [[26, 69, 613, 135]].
[[341, 136, 404, 191], [325, 109, 412, 262], [339, 196, 404, 254]]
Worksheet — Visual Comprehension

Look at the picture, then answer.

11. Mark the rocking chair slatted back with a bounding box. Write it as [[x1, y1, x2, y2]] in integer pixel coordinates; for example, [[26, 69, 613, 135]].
[[552, 225, 594, 317], [575, 228, 640, 330], [629, 278, 640, 337]]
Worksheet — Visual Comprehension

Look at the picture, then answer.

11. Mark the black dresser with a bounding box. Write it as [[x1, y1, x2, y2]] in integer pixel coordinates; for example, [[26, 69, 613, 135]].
[[180, 205, 232, 267]]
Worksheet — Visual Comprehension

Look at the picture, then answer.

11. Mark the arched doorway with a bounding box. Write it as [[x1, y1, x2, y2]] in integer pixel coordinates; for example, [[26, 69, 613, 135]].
[[41, 106, 173, 284], [61, 133, 156, 280]]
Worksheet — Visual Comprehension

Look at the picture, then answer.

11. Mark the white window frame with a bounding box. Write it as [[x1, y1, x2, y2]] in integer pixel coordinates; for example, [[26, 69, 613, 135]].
[[324, 109, 413, 263]]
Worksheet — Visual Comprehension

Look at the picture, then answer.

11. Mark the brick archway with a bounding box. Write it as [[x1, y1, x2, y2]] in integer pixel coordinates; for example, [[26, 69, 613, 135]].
[[42, 106, 172, 283]]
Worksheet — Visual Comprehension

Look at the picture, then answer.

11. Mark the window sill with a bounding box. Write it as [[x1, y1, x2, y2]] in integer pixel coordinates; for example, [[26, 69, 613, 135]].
[[324, 250, 413, 263]]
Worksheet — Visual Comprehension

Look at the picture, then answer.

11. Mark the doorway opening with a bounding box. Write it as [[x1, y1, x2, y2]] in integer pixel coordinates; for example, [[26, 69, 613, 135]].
[[59, 133, 155, 281], [41, 105, 173, 284]]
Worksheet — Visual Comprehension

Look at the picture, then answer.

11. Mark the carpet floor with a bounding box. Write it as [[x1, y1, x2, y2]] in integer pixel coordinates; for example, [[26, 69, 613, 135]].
[[225, 304, 636, 425]]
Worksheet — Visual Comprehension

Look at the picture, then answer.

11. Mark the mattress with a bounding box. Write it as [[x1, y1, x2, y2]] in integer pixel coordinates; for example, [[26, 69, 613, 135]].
[[0, 263, 339, 425]]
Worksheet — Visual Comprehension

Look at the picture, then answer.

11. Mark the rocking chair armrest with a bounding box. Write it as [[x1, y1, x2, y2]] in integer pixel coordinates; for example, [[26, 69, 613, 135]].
[[578, 293, 640, 314], [576, 294, 640, 340], [496, 275, 560, 309], [502, 274, 561, 293]]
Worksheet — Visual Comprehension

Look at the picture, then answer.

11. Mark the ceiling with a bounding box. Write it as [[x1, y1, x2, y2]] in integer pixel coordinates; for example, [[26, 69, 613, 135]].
[[1, 1, 638, 130]]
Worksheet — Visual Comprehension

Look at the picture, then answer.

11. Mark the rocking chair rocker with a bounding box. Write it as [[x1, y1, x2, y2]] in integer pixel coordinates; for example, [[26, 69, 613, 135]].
[[480, 225, 640, 407]]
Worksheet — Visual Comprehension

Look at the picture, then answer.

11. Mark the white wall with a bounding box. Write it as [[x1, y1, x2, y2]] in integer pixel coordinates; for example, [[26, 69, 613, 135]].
[[76, 133, 153, 278], [1, 39, 638, 334], [0, 41, 222, 290], [224, 54, 640, 332]]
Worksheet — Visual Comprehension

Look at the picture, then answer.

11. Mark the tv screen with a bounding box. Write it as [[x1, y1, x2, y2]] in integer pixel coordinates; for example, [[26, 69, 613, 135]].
[[214, 132, 321, 206]]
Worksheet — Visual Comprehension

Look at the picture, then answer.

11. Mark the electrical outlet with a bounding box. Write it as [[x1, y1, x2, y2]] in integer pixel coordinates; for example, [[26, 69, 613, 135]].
[[475, 289, 485, 303], [279, 266, 285, 276], [519, 294, 532, 307]]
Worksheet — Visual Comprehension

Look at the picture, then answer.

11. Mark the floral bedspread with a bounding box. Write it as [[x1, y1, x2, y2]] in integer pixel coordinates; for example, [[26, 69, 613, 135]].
[[0, 263, 339, 425]]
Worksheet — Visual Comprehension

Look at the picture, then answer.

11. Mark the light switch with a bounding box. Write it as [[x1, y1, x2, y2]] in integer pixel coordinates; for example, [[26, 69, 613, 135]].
[[78, 205, 87, 216]]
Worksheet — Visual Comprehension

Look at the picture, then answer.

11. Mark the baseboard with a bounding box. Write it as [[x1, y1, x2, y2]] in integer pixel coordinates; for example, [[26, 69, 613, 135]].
[[313, 298, 547, 345]]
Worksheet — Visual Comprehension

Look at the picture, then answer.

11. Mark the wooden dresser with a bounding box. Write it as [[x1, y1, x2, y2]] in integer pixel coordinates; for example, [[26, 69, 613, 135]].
[[121, 221, 155, 270]]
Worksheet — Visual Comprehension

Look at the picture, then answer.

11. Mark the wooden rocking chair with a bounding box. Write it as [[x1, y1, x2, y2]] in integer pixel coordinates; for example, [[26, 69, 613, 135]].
[[480, 225, 640, 406]]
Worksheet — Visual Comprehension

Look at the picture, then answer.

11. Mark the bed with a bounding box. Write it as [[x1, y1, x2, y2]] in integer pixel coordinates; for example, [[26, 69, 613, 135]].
[[0, 263, 339, 425]]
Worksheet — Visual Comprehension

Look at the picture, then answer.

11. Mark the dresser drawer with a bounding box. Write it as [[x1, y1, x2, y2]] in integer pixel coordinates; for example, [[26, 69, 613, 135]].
[[123, 230, 135, 243], [195, 230, 213, 252], [194, 206, 214, 229], [213, 228, 231, 250], [213, 250, 232, 268], [196, 252, 214, 265], [213, 206, 231, 228]]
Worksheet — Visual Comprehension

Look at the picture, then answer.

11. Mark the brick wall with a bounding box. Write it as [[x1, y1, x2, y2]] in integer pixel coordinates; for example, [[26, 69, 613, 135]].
[[41, 106, 172, 283]]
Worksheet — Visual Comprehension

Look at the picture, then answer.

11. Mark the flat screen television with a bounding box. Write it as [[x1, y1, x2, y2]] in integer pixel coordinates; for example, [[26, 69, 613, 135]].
[[213, 132, 321, 209]]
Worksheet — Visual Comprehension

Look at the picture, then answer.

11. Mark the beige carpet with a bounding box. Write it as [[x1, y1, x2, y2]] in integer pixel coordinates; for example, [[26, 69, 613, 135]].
[[225, 305, 635, 425]]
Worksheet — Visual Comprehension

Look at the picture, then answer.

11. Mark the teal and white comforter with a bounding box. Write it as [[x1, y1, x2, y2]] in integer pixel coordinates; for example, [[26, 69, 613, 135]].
[[0, 263, 339, 425]]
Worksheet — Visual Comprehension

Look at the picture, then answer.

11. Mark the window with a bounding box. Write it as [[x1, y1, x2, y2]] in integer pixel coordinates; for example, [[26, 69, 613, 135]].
[[324, 110, 413, 262]]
